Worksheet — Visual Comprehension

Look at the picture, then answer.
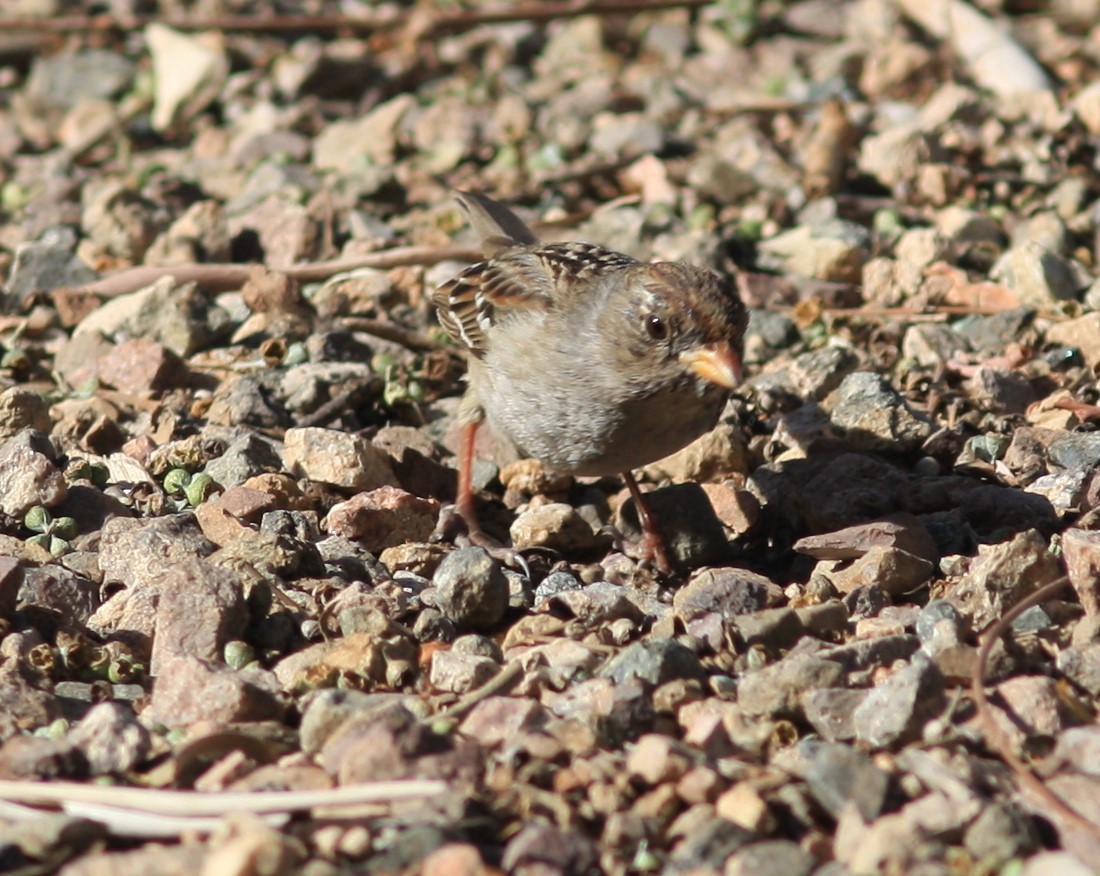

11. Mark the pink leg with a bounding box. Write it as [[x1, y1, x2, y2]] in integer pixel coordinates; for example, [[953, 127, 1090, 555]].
[[623, 472, 672, 575], [455, 420, 488, 542]]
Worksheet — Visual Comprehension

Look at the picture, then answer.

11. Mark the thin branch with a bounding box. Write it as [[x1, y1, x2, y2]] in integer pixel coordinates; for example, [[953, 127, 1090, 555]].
[[60, 804, 290, 839], [0, 777, 447, 817], [0, 0, 709, 37], [1053, 396, 1100, 422], [970, 577, 1100, 844], [62, 244, 484, 299], [337, 316, 447, 354], [432, 660, 525, 724]]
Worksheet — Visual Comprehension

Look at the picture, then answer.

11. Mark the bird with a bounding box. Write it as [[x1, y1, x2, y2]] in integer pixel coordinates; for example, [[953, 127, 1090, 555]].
[[432, 191, 747, 574]]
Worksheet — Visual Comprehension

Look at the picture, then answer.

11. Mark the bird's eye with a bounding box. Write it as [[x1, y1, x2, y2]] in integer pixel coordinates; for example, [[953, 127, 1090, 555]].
[[644, 314, 668, 341]]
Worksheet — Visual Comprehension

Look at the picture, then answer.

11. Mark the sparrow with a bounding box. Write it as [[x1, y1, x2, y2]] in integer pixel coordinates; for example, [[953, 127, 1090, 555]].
[[432, 192, 747, 573]]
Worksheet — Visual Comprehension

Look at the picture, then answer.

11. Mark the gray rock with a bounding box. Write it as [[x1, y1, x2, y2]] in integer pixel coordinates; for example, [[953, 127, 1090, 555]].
[[1019, 853, 1093, 876], [149, 559, 248, 676], [588, 111, 664, 159], [80, 180, 167, 262], [673, 566, 782, 649], [793, 514, 939, 564], [803, 741, 892, 820], [533, 569, 584, 604], [324, 487, 438, 552], [841, 584, 890, 619], [745, 309, 799, 350], [0, 388, 50, 444], [1025, 466, 1092, 514], [502, 823, 599, 876], [757, 220, 870, 283], [0, 429, 67, 518], [147, 22, 229, 132], [282, 427, 397, 490], [802, 688, 868, 742], [312, 94, 414, 173], [1045, 311, 1100, 369], [935, 206, 1006, 248], [858, 120, 924, 192], [946, 529, 1060, 628], [826, 547, 934, 597], [0, 811, 106, 864], [816, 634, 921, 672], [599, 638, 706, 687], [826, 371, 932, 453], [452, 634, 502, 661], [72, 277, 231, 358], [97, 513, 216, 591], [1056, 645, 1100, 696], [968, 366, 1036, 414], [666, 817, 756, 871], [853, 654, 946, 747], [954, 307, 1035, 355], [728, 608, 804, 651], [27, 49, 135, 108], [1012, 210, 1068, 254], [279, 362, 382, 416], [794, 600, 849, 637], [0, 558, 24, 619], [428, 649, 500, 694], [901, 323, 969, 368], [963, 802, 1039, 862], [205, 372, 289, 429], [749, 343, 860, 401], [260, 509, 319, 543], [549, 581, 647, 627], [0, 645, 61, 741], [0, 735, 87, 780], [957, 484, 1058, 538], [737, 653, 846, 718], [915, 599, 963, 646], [617, 482, 730, 570], [298, 689, 418, 754], [145, 653, 283, 727], [800, 454, 908, 533], [724, 839, 816, 876], [433, 548, 509, 631], [18, 566, 100, 626], [203, 432, 283, 488], [509, 502, 610, 555], [1011, 605, 1054, 633], [67, 702, 150, 775], [1063, 527, 1100, 617], [990, 242, 1087, 305], [1048, 431, 1100, 470]]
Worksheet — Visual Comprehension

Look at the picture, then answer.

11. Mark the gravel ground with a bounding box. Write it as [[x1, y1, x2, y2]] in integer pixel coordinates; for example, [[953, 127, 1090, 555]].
[[1, 1, 1100, 874]]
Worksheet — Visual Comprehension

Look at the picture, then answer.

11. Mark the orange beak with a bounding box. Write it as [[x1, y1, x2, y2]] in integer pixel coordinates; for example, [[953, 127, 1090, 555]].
[[680, 342, 741, 389]]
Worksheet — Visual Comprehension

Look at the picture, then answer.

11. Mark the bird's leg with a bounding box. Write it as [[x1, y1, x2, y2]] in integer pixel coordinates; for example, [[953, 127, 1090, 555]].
[[444, 421, 534, 576], [455, 419, 487, 542], [623, 472, 673, 575]]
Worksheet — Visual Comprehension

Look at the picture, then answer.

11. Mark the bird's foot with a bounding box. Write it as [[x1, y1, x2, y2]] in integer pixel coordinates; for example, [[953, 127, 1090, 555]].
[[434, 503, 533, 577], [604, 524, 674, 578]]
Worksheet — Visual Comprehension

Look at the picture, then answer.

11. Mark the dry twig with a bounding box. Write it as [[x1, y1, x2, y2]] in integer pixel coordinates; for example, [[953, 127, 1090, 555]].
[[63, 244, 484, 299], [0, 777, 447, 817], [0, 0, 709, 37], [970, 577, 1100, 844]]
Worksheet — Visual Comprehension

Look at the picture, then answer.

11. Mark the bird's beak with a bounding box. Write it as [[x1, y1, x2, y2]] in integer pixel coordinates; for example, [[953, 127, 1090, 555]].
[[680, 342, 741, 389]]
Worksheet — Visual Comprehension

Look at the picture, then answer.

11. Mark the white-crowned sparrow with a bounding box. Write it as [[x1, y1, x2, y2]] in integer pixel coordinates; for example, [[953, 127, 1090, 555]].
[[433, 192, 747, 572]]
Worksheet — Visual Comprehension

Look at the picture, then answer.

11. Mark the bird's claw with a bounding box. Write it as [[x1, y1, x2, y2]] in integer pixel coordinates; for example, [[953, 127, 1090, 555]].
[[604, 524, 674, 577], [435, 503, 535, 577]]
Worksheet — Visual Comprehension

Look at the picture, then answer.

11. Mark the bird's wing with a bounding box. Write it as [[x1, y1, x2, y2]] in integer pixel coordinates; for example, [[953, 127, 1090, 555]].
[[436, 190, 640, 357], [455, 190, 539, 254], [433, 242, 639, 358]]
